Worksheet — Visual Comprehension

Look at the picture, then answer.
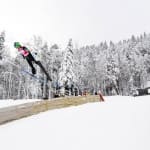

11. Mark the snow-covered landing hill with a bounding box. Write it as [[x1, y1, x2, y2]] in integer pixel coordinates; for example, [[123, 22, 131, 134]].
[[0, 99, 41, 108], [0, 95, 150, 150]]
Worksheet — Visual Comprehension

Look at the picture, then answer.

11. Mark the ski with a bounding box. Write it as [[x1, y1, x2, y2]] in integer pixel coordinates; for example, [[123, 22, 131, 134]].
[[6, 58, 51, 83], [21, 69, 44, 83]]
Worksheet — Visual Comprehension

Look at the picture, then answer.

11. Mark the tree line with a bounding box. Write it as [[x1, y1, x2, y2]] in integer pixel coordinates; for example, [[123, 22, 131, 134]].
[[0, 31, 150, 99]]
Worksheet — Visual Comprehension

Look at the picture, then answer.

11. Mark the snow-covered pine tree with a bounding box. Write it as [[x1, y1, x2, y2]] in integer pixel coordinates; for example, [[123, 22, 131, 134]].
[[125, 35, 143, 93], [105, 41, 120, 95], [82, 45, 98, 94], [0, 31, 5, 60], [0, 31, 6, 99], [73, 43, 108, 95], [73, 45, 86, 94], [58, 39, 75, 96], [95, 42, 108, 94], [50, 44, 63, 95], [0, 32, 26, 99]]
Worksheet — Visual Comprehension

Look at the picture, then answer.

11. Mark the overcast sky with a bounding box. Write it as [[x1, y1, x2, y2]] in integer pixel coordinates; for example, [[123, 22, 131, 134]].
[[0, 0, 150, 48]]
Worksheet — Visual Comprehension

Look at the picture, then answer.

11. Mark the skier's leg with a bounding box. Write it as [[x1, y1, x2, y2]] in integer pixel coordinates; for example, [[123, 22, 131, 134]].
[[26, 58, 36, 74], [28, 52, 36, 62], [35, 61, 52, 81]]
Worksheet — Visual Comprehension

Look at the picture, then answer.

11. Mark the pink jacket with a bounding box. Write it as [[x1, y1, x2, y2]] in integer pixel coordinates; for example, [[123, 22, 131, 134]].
[[18, 47, 29, 57]]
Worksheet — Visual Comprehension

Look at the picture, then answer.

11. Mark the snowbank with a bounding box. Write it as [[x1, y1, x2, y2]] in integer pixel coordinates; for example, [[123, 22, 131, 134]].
[[0, 95, 150, 150], [0, 99, 41, 108]]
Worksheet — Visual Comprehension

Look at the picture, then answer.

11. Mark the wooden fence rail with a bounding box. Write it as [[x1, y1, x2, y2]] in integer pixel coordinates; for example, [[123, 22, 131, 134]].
[[0, 95, 99, 125]]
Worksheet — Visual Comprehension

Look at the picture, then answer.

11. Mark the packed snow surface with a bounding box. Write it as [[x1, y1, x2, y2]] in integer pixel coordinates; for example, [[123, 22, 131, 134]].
[[0, 99, 41, 108], [0, 95, 150, 150]]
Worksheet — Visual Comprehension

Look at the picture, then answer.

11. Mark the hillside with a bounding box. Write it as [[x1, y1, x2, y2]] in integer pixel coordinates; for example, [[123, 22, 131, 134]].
[[0, 95, 100, 125], [0, 95, 150, 150]]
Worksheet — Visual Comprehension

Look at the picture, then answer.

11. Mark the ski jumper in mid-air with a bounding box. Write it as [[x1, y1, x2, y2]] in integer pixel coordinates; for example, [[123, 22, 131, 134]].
[[14, 42, 52, 81], [14, 42, 37, 74]]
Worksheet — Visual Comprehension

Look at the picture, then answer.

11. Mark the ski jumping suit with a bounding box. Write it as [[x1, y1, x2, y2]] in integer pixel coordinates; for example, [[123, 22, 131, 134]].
[[18, 46, 38, 74]]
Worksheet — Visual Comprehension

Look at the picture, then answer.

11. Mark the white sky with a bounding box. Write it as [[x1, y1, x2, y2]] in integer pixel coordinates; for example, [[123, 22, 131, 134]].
[[0, 0, 150, 48]]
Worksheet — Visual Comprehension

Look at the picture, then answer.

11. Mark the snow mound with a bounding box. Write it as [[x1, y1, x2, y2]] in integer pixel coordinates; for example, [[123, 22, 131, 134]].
[[0, 95, 150, 150]]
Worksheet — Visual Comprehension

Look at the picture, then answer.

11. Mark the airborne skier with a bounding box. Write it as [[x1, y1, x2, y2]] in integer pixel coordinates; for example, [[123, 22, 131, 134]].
[[14, 42, 38, 74], [14, 42, 52, 81]]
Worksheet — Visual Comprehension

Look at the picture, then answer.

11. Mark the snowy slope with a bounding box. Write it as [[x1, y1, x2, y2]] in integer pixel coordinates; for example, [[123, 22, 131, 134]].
[[0, 96, 150, 150], [0, 99, 41, 108]]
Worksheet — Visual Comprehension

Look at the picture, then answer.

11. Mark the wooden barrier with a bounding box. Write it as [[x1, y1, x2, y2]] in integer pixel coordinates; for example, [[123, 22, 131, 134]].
[[0, 95, 99, 125]]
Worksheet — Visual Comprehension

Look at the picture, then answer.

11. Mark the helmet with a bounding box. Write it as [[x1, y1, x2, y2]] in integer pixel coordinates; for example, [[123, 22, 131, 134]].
[[14, 42, 21, 48]]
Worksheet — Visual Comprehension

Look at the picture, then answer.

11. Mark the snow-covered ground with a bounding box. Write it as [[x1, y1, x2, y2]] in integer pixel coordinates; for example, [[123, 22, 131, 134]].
[[0, 95, 150, 150], [0, 99, 41, 108]]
